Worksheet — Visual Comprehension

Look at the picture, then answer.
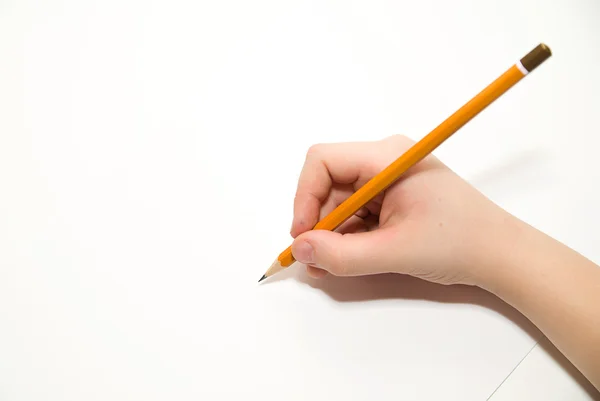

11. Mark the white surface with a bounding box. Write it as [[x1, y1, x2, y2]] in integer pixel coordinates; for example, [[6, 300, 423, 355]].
[[1, 1, 599, 400], [489, 337, 600, 401]]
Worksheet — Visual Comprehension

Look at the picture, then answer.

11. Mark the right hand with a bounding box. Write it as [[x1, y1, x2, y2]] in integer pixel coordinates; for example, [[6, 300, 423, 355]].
[[290, 134, 522, 287]]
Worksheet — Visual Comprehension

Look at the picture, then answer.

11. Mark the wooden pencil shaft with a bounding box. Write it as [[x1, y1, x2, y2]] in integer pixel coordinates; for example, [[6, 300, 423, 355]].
[[269, 44, 551, 272], [315, 66, 523, 232], [275, 67, 522, 267]]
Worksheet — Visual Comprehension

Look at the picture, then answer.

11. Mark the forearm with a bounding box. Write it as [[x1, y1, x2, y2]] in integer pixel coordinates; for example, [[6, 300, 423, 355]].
[[481, 218, 600, 389]]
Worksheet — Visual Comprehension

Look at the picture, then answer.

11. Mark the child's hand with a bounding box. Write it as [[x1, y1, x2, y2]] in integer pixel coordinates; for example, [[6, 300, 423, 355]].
[[290, 134, 518, 287]]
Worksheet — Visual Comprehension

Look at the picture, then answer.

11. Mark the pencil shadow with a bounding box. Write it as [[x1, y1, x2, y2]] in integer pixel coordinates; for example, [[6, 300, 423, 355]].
[[537, 336, 600, 399]]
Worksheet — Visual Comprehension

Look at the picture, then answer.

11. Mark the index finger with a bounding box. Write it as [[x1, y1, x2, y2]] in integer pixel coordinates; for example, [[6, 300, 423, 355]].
[[291, 142, 379, 238]]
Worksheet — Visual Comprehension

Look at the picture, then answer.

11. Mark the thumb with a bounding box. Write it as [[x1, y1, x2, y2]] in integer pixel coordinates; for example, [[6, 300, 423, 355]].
[[291, 229, 396, 276]]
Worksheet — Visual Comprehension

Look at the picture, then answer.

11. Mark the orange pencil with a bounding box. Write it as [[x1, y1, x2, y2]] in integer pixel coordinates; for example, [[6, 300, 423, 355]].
[[259, 43, 552, 282]]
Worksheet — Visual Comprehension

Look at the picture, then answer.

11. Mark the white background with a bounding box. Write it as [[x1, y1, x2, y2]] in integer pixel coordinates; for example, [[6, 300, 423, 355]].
[[1, 0, 599, 400]]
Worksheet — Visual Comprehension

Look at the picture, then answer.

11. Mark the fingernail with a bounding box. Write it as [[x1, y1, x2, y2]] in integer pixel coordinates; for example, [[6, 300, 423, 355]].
[[294, 241, 314, 264]]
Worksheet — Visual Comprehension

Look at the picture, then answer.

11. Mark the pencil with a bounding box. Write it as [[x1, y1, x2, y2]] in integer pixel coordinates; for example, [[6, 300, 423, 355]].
[[259, 43, 551, 282]]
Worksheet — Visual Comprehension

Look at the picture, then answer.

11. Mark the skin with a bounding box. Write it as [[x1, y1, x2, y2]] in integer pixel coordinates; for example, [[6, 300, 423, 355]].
[[290, 134, 600, 390]]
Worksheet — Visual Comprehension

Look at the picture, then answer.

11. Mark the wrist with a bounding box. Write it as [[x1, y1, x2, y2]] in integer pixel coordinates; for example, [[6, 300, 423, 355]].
[[468, 212, 537, 294]]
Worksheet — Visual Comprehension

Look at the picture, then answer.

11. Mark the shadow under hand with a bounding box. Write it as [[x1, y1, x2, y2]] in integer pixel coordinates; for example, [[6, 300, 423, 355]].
[[266, 266, 599, 397], [290, 266, 541, 341]]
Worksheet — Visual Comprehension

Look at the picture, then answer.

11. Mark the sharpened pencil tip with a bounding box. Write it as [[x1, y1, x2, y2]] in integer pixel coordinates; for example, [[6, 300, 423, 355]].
[[258, 260, 285, 283]]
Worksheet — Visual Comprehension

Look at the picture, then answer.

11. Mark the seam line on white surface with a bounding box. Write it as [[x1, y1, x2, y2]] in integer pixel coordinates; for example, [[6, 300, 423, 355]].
[[485, 340, 540, 400]]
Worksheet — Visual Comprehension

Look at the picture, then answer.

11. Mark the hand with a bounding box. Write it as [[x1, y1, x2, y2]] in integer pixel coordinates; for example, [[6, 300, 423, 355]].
[[290, 134, 520, 287], [290, 135, 600, 389]]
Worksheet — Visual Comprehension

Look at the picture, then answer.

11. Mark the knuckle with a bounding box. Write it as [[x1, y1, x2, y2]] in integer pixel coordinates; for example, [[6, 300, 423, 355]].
[[382, 134, 416, 157], [386, 134, 412, 145], [306, 143, 323, 158]]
